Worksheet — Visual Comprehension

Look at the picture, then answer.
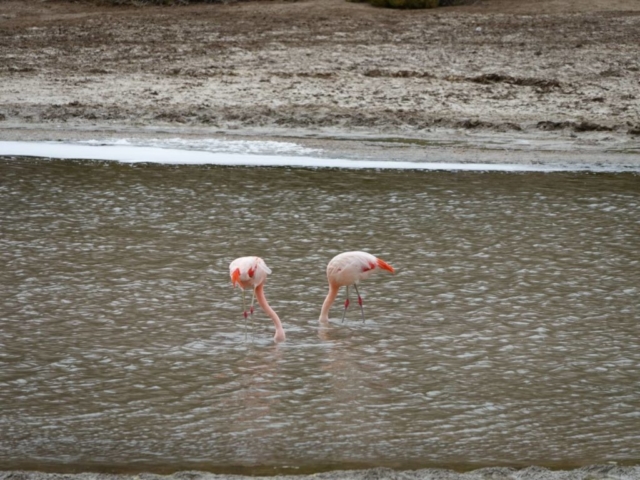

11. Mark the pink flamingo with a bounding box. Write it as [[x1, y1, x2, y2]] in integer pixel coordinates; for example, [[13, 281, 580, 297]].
[[229, 256, 285, 343], [319, 251, 395, 323]]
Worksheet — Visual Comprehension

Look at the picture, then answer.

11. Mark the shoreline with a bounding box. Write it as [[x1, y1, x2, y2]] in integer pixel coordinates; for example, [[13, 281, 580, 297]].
[[1, 123, 639, 170], [3, 465, 640, 480]]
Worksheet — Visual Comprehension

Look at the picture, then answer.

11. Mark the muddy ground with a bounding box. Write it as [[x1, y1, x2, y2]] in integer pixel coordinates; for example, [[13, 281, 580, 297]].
[[2, 466, 640, 480], [0, 0, 639, 163]]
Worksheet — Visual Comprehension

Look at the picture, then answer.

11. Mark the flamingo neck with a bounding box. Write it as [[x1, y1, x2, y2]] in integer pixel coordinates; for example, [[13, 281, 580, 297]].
[[255, 283, 286, 342], [319, 283, 339, 323]]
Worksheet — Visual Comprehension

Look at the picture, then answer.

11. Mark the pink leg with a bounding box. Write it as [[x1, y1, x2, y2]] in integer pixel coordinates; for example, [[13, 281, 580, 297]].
[[353, 284, 365, 322], [341, 286, 350, 323], [241, 289, 248, 340], [241, 289, 248, 318]]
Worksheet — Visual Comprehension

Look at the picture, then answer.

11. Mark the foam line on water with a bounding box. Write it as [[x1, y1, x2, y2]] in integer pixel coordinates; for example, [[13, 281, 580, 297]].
[[77, 137, 320, 155], [0, 140, 637, 172]]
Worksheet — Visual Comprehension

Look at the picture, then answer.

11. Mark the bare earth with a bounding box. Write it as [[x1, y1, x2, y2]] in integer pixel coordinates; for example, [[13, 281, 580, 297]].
[[1, 0, 639, 165], [3, 466, 640, 480]]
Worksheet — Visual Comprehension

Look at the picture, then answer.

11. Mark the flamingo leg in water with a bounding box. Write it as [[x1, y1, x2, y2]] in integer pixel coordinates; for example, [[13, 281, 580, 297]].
[[250, 287, 256, 340], [341, 285, 350, 323], [353, 283, 365, 323], [241, 289, 248, 340], [241, 289, 248, 318]]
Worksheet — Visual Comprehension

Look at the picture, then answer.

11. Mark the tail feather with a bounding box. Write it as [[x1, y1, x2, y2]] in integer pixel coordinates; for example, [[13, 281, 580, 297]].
[[376, 257, 395, 274]]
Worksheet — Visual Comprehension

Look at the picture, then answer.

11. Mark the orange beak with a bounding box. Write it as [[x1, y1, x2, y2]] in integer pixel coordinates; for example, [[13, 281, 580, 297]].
[[377, 258, 395, 274]]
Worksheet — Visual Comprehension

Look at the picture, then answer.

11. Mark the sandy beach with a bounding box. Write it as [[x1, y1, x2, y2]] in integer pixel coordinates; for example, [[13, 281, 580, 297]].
[[0, 0, 639, 166]]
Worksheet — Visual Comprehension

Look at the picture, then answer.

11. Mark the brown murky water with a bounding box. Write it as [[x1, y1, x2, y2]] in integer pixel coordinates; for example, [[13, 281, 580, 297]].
[[1, 157, 639, 473]]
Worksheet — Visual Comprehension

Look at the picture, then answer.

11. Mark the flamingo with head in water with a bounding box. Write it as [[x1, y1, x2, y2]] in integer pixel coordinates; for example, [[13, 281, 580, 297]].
[[229, 256, 285, 342], [319, 251, 395, 323]]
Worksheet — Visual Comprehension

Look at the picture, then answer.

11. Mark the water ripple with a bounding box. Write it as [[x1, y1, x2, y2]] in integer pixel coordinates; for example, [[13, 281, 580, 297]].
[[0, 159, 639, 470]]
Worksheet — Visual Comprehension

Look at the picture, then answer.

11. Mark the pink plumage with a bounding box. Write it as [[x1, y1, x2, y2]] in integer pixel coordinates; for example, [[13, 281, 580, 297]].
[[319, 251, 395, 323], [229, 256, 285, 342], [229, 256, 272, 289]]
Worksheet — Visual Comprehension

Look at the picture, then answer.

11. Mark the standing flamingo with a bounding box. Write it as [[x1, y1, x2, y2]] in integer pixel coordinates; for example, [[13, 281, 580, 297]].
[[319, 251, 395, 323], [229, 256, 285, 343]]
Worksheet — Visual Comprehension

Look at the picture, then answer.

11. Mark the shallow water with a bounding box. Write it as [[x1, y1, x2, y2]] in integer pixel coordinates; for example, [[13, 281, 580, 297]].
[[1, 157, 639, 473]]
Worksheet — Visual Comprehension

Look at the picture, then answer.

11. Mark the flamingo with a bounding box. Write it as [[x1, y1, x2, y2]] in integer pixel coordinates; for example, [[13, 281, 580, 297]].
[[319, 251, 395, 323], [229, 256, 285, 343]]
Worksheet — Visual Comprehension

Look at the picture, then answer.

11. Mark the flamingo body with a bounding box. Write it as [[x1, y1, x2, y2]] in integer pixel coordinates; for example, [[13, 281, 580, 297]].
[[229, 256, 285, 342], [320, 251, 394, 323]]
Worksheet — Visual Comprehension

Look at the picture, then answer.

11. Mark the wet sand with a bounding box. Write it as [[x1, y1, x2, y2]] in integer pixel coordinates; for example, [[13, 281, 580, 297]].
[[1, 0, 639, 166], [3, 466, 640, 480]]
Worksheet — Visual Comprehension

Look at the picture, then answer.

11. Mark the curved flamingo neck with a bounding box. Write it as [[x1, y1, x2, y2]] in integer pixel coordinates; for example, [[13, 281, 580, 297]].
[[319, 283, 339, 323], [255, 283, 286, 342]]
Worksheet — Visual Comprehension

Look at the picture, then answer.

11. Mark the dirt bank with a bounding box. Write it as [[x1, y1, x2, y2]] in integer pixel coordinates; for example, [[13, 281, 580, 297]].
[[1, 0, 639, 163], [3, 466, 640, 480]]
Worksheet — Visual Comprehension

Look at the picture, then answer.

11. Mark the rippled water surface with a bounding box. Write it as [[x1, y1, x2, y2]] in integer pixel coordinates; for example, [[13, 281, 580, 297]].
[[1, 157, 639, 473]]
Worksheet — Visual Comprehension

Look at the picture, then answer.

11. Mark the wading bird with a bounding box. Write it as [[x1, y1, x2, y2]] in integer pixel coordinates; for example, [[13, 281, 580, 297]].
[[319, 251, 395, 323], [229, 256, 285, 343]]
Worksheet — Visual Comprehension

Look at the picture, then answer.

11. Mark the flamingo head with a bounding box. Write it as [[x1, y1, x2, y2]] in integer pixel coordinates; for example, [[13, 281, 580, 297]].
[[231, 268, 241, 287]]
